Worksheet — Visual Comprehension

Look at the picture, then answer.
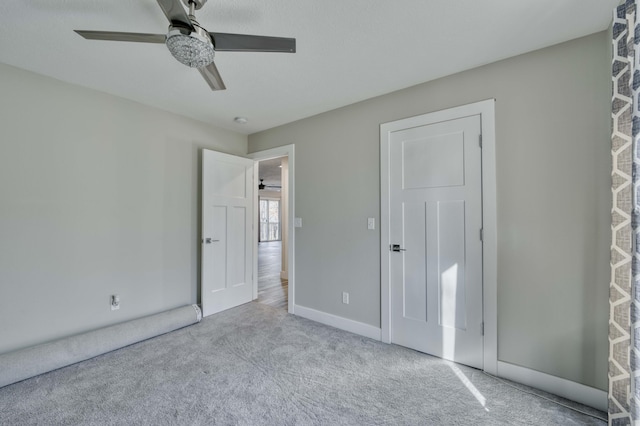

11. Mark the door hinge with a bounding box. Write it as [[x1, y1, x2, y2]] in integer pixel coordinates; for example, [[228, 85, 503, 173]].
[[481, 322, 484, 336], [479, 134, 483, 148], [480, 228, 484, 241]]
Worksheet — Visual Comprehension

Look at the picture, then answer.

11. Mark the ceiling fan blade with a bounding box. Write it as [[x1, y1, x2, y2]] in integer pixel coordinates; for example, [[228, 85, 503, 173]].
[[198, 62, 226, 91], [211, 33, 296, 53], [75, 30, 166, 43], [156, 0, 194, 31]]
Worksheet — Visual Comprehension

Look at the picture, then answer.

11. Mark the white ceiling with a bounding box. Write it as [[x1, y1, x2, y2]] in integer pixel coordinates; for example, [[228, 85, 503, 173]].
[[0, 0, 619, 135]]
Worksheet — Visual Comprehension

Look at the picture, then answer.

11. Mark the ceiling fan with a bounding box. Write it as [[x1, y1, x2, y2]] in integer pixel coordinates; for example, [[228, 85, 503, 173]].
[[259, 179, 281, 190], [74, 0, 296, 90]]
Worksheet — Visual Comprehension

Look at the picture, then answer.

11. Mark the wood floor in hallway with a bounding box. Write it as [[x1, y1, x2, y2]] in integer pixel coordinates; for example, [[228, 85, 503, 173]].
[[257, 241, 288, 310]]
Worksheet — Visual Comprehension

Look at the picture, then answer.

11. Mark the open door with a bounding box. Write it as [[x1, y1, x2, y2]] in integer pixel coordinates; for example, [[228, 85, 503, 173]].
[[201, 149, 254, 317]]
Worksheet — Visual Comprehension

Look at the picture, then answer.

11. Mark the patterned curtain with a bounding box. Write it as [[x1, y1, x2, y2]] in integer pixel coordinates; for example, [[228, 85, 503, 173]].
[[611, 1, 640, 424]]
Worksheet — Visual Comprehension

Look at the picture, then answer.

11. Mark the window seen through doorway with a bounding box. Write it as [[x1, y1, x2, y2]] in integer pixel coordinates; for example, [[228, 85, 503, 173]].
[[259, 199, 280, 241]]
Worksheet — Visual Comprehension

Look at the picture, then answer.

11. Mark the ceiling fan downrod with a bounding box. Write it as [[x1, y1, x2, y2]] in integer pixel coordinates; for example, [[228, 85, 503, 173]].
[[188, 1, 196, 21], [181, 0, 207, 12]]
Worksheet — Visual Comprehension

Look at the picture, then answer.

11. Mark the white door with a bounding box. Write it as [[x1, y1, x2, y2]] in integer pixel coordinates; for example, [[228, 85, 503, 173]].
[[201, 149, 254, 317], [388, 114, 483, 369]]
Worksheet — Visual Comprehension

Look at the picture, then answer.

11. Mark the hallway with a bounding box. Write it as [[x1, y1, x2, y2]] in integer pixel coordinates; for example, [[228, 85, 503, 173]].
[[257, 241, 288, 310]]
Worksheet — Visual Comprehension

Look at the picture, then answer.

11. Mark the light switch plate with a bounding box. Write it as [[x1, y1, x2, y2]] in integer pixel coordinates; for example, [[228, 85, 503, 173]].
[[294, 217, 302, 228], [111, 294, 120, 311], [367, 217, 375, 230]]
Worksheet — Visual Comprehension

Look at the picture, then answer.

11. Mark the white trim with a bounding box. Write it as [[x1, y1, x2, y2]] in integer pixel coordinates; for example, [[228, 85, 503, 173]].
[[497, 361, 607, 412], [294, 305, 382, 341], [380, 120, 391, 344], [248, 145, 296, 314], [251, 161, 260, 301], [380, 99, 497, 375], [479, 101, 498, 376]]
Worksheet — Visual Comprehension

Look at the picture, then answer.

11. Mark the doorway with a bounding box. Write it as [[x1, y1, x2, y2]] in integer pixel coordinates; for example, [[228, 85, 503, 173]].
[[248, 145, 295, 314], [380, 100, 497, 374], [256, 157, 287, 310]]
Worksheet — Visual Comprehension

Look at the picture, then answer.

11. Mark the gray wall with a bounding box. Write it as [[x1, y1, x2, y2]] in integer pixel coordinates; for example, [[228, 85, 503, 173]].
[[0, 63, 247, 354], [249, 32, 611, 390]]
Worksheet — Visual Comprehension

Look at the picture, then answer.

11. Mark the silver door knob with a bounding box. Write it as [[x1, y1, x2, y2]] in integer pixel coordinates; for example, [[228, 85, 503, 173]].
[[203, 238, 220, 244]]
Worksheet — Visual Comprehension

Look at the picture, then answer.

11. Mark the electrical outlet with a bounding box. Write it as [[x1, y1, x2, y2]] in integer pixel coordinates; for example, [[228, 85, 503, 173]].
[[111, 294, 120, 311], [342, 292, 349, 304]]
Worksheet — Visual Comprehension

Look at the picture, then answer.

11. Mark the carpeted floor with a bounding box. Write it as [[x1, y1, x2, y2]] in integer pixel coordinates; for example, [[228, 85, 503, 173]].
[[0, 302, 605, 425]]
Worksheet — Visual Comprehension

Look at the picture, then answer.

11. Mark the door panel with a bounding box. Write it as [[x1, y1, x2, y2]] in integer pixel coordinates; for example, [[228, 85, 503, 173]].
[[229, 206, 247, 287], [211, 161, 248, 198], [390, 114, 483, 369], [437, 200, 467, 330], [202, 150, 254, 317], [402, 131, 465, 189], [402, 202, 427, 322], [209, 206, 227, 292]]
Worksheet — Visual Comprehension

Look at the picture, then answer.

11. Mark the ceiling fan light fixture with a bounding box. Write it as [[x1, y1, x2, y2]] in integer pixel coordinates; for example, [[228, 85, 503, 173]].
[[74, 0, 296, 91], [166, 28, 215, 68]]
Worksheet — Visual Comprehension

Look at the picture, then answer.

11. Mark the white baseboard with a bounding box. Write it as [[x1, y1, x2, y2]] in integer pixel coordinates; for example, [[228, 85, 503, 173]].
[[291, 306, 605, 412], [497, 361, 607, 412], [293, 304, 382, 341]]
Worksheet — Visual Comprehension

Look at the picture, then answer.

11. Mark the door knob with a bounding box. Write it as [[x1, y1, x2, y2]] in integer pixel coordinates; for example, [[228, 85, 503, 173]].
[[391, 244, 406, 252], [203, 238, 220, 244]]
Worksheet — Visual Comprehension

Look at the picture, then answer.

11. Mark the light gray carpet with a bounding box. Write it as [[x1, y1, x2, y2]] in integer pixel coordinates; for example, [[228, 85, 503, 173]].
[[0, 302, 605, 425], [0, 305, 201, 388]]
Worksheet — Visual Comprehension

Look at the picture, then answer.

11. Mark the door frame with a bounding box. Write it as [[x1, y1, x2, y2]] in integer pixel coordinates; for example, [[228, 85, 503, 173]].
[[380, 99, 497, 374], [248, 144, 296, 314]]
